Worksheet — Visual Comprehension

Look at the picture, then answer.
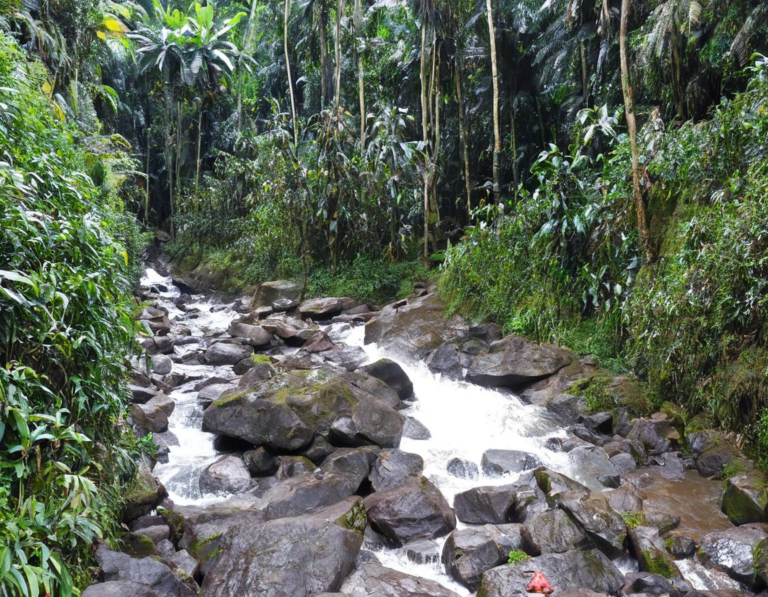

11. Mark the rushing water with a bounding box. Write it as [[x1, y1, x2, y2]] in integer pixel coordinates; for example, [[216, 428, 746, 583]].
[[139, 268, 734, 595]]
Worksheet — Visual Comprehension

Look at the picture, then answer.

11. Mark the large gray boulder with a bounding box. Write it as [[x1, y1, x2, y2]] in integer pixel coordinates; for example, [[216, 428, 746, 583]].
[[341, 564, 461, 597], [466, 336, 574, 389], [555, 490, 627, 558], [204, 342, 254, 366], [260, 473, 359, 519], [364, 478, 456, 546], [96, 545, 195, 597], [123, 461, 167, 523], [568, 446, 622, 489], [699, 525, 768, 587], [258, 280, 301, 305], [299, 297, 345, 319], [201, 502, 364, 597], [629, 526, 682, 579], [481, 449, 542, 476], [477, 549, 624, 597], [453, 484, 520, 525], [443, 526, 521, 590], [523, 508, 591, 554], [228, 322, 272, 348], [331, 397, 405, 449], [358, 359, 414, 401], [721, 469, 768, 525], [369, 450, 424, 492], [199, 455, 252, 495]]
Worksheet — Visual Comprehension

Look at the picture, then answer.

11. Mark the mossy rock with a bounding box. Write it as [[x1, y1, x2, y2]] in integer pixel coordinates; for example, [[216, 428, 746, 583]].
[[640, 548, 679, 579], [685, 413, 712, 437], [117, 533, 157, 558], [568, 374, 650, 415], [660, 401, 685, 436], [722, 470, 768, 525], [251, 354, 272, 364], [158, 507, 186, 546]]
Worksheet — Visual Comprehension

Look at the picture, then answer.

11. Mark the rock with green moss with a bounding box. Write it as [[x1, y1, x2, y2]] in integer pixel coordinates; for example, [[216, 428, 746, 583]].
[[555, 490, 627, 558], [523, 508, 590, 554], [442, 526, 517, 591], [117, 533, 158, 558], [477, 549, 624, 597], [721, 469, 768, 525], [123, 461, 168, 523], [629, 526, 682, 579]]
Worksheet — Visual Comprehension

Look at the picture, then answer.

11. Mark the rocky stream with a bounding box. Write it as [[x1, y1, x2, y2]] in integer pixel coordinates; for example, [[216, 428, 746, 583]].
[[83, 265, 768, 597]]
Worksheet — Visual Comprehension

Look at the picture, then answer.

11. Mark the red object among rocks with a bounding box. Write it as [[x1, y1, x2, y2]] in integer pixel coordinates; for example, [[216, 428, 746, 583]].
[[526, 571, 554, 594]]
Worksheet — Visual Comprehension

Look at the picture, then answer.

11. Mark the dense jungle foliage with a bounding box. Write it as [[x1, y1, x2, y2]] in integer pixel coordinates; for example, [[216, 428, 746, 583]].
[[1, 0, 768, 592]]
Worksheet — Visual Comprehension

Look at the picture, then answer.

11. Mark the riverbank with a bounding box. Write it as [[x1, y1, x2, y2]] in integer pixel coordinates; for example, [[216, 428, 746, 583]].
[[85, 265, 768, 596]]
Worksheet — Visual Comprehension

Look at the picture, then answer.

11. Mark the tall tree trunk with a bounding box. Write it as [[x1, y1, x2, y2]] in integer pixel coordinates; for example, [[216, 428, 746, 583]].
[[620, 0, 654, 263], [176, 100, 182, 216], [487, 0, 501, 206], [195, 108, 203, 209], [430, 50, 441, 253], [333, 0, 345, 113], [580, 39, 589, 105], [237, 0, 260, 132], [320, 2, 328, 109], [354, 0, 365, 148], [163, 71, 174, 238], [420, 21, 430, 262], [285, 0, 299, 145], [455, 65, 472, 217]]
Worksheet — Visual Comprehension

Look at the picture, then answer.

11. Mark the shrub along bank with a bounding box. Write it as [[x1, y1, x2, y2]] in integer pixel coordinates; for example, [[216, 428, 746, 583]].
[[0, 32, 148, 595], [442, 57, 768, 464]]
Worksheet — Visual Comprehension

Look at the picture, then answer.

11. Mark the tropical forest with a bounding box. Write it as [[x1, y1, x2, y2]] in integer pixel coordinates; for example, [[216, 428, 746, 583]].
[[1, 0, 768, 595]]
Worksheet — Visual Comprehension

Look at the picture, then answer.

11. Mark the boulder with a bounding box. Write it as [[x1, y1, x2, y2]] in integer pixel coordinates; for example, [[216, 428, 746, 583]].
[[556, 490, 627, 558], [699, 525, 768, 587], [364, 292, 467, 359], [340, 564, 460, 597], [200, 508, 363, 597], [196, 383, 238, 409], [243, 447, 278, 477], [425, 342, 465, 379], [140, 335, 176, 356], [403, 417, 431, 440], [199, 455, 252, 495], [697, 444, 740, 477], [272, 297, 298, 312], [358, 359, 414, 401], [369, 450, 424, 492], [124, 461, 167, 523], [131, 401, 169, 433], [321, 447, 379, 491], [364, 478, 456, 546], [546, 393, 589, 421], [299, 297, 344, 319], [666, 534, 697, 560], [453, 484, 520, 525], [276, 455, 315, 480], [331, 397, 405, 449], [477, 549, 624, 597], [523, 508, 591, 554], [130, 384, 159, 405], [466, 336, 574, 389], [610, 453, 637, 475], [618, 572, 692, 596], [626, 414, 680, 456], [443, 526, 515, 590], [303, 331, 337, 353], [228, 322, 272, 347], [481, 449, 542, 476], [82, 581, 159, 597], [405, 539, 441, 564], [151, 354, 173, 376], [629, 526, 681, 579], [204, 342, 254, 366], [258, 280, 301, 305], [568, 446, 622, 489], [447, 458, 479, 480], [605, 487, 644, 514], [132, 525, 170, 545], [721, 470, 768, 525], [260, 473, 359, 519], [138, 307, 172, 337], [96, 544, 195, 597]]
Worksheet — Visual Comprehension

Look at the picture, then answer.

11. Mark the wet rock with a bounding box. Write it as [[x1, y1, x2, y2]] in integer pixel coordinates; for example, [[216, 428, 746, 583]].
[[261, 473, 359, 519], [199, 455, 252, 495], [272, 297, 298, 312], [569, 423, 607, 446], [477, 549, 624, 597], [168, 550, 198, 579], [405, 539, 441, 564], [403, 416, 431, 440], [629, 526, 682, 579], [131, 401, 169, 433], [200, 509, 363, 597], [556, 490, 627, 558], [152, 354, 173, 376], [300, 435, 336, 465], [605, 487, 644, 513], [569, 446, 622, 489], [604, 438, 647, 463], [466, 336, 574, 389], [579, 412, 614, 435], [303, 331, 336, 353], [133, 525, 170, 545], [341, 564, 460, 597], [124, 461, 168, 523], [368, 449, 424, 492], [275, 455, 315, 480], [510, 484, 550, 522], [454, 484, 519, 525], [138, 307, 172, 337], [299, 297, 344, 319], [364, 477, 456, 546], [666, 534, 697, 559], [196, 382, 238, 409], [228, 322, 272, 348], [481, 449, 542, 476], [618, 571, 691, 596], [82, 581, 159, 597], [532, 466, 590, 496], [721, 469, 768, 525], [324, 345, 368, 372], [696, 443, 740, 478], [243, 447, 278, 477], [443, 526, 510, 590], [130, 384, 159, 404], [447, 458, 479, 480], [258, 280, 300, 305], [699, 524, 768, 587], [203, 342, 254, 366], [339, 371, 402, 410], [96, 544, 195, 597], [364, 292, 467, 359], [321, 447, 379, 491], [611, 453, 638, 475], [331, 397, 405, 449], [683, 591, 745, 597], [626, 414, 681, 456], [155, 539, 175, 559], [524, 508, 591, 554], [358, 359, 414, 401], [140, 335, 176, 356], [425, 342, 466, 379]]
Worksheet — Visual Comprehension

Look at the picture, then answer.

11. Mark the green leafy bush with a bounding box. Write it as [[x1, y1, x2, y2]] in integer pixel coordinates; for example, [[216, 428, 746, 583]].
[[508, 550, 530, 564], [0, 32, 142, 595]]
